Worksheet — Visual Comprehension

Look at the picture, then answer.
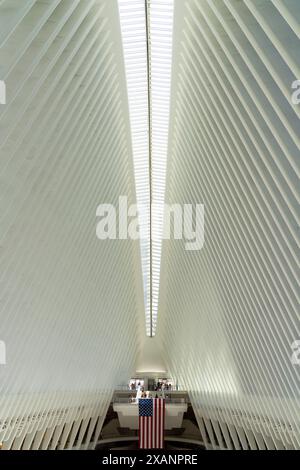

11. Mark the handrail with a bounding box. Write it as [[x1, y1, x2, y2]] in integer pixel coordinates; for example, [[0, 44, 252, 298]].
[[113, 397, 187, 404]]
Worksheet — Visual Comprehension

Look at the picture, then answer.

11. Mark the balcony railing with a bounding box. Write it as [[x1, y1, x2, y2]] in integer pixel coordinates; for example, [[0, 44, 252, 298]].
[[113, 396, 187, 404]]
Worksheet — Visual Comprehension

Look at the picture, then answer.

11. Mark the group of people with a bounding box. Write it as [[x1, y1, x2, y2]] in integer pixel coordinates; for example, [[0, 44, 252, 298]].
[[128, 380, 173, 403], [154, 381, 172, 392], [130, 389, 161, 402], [129, 380, 173, 392], [130, 381, 142, 391], [130, 387, 151, 402], [139, 389, 151, 399]]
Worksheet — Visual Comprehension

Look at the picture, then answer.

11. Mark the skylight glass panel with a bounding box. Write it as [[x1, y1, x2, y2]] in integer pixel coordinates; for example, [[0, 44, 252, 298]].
[[119, 0, 174, 336]]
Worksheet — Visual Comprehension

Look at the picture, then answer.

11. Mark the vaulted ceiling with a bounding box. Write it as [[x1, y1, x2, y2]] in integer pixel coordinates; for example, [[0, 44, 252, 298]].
[[0, 0, 299, 451]]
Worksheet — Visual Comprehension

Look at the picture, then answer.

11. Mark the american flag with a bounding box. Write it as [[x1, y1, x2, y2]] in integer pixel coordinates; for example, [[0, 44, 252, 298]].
[[138, 398, 165, 449]]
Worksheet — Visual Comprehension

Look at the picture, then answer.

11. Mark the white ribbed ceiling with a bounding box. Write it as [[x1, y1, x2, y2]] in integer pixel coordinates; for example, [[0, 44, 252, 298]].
[[0, 0, 299, 452], [118, 0, 174, 336], [0, 0, 144, 448], [157, 0, 300, 450]]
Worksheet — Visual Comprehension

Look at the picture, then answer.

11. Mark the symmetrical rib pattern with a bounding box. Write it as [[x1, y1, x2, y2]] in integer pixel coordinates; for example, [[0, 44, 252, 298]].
[[157, 0, 300, 450], [148, 0, 174, 336], [118, 0, 151, 335], [0, 0, 144, 449], [118, 0, 174, 336], [0, 0, 299, 452]]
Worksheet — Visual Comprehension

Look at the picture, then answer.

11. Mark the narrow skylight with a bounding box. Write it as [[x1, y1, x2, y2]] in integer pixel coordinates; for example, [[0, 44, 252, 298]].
[[118, 0, 151, 335], [118, 0, 174, 336], [148, 0, 174, 335]]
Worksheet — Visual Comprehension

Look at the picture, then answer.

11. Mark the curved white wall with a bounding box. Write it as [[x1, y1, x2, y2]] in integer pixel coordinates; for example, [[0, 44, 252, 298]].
[[0, 0, 299, 452], [0, 0, 144, 449], [157, 0, 300, 450]]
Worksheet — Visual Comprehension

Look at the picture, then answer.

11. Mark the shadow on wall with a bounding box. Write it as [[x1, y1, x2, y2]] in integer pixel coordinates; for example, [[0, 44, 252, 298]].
[[135, 336, 167, 375]]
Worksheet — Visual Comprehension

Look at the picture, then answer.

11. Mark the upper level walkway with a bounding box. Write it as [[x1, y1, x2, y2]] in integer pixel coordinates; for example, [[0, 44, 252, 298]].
[[113, 391, 188, 430]]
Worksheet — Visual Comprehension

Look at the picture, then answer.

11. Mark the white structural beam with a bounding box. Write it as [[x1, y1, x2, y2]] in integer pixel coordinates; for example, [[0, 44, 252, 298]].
[[118, 0, 151, 334], [0, 0, 144, 449], [157, 0, 300, 450], [148, 0, 174, 335]]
